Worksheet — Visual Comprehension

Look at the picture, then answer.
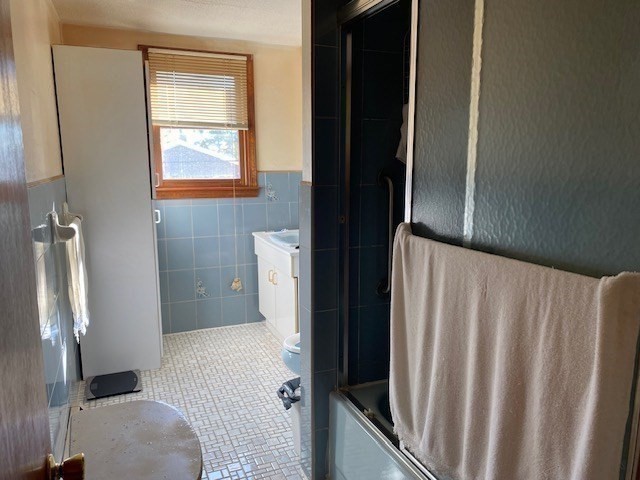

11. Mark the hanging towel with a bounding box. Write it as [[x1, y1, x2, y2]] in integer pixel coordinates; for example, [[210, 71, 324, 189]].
[[395, 103, 408, 164], [389, 223, 640, 480], [65, 216, 90, 342]]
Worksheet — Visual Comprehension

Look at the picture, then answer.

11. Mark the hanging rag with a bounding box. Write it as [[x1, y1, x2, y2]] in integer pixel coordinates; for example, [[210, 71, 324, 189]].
[[65, 216, 90, 342], [277, 377, 301, 410], [389, 223, 640, 480], [395, 103, 408, 164]]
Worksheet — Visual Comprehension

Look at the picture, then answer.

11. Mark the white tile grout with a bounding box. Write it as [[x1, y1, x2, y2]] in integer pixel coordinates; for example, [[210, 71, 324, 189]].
[[75, 323, 305, 479]]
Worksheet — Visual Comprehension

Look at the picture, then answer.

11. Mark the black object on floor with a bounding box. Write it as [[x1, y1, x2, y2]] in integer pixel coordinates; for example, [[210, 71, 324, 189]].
[[85, 370, 142, 400], [277, 377, 301, 410]]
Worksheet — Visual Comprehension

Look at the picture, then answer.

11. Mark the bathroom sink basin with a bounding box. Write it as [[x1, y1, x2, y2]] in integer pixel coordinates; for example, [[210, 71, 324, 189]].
[[252, 230, 299, 276], [269, 230, 299, 248]]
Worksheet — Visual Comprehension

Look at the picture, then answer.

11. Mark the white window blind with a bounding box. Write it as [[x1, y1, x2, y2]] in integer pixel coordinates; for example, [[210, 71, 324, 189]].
[[148, 48, 249, 130]]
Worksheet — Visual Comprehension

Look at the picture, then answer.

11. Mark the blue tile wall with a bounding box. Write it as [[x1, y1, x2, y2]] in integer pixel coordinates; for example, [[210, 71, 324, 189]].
[[305, 0, 349, 477], [156, 171, 301, 333], [305, 1, 410, 477], [346, 5, 409, 386], [298, 183, 314, 479], [27, 177, 81, 462]]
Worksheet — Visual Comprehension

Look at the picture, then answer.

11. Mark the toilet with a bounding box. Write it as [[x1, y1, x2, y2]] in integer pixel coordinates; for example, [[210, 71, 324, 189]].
[[282, 332, 301, 375], [281, 333, 301, 456], [69, 400, 202, 479]]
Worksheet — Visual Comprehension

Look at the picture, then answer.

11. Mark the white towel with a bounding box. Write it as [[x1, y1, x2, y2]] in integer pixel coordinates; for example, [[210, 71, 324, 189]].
[[395, 104, 408, 164], [390, 223, 640, 480], [66, 217, 90, 342]]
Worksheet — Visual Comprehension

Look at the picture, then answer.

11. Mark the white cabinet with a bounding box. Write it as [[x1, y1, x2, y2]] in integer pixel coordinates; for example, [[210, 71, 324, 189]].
[[253, 232, 299, 343], [257, 257, 277, 321], [53, 46, 162, 377]]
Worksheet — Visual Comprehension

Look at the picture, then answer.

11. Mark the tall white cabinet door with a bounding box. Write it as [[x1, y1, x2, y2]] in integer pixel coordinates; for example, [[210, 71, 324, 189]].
[[53, 45, 161, 378]]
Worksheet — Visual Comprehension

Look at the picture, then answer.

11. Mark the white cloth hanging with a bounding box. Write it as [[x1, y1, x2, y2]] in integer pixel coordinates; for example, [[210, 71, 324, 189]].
[[395, 104, 408, 164], [65, 216, 90, 342], [390, 222, 640, 480]]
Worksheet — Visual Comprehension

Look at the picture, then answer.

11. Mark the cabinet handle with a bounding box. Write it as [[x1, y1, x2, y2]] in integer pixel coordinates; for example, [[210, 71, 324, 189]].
[[272, 272, 278, 285], [268, 269, 274, 283], [155, 172, 160, 187], [154, 209, 161, 224]]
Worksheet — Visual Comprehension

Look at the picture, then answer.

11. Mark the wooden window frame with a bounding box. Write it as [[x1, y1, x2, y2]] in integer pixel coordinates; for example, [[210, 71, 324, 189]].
[[141, 45, 258, 199]]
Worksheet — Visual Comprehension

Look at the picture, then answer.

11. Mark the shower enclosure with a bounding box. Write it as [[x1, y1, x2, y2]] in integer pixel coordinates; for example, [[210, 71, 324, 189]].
[[338, 0, 412, 441]]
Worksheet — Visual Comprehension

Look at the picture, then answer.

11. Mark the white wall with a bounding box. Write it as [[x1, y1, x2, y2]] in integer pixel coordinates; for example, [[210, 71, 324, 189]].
[[61, 24, 303, 172], [10, 0, 63, 184]]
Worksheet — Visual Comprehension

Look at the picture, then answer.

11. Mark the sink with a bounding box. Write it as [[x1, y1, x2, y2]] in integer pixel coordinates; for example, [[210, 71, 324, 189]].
[[252, 230, 299, 277], [269, 230, 299, 249]]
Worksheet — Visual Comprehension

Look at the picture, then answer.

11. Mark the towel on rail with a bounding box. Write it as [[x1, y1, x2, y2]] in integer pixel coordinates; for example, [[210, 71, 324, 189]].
[[66, 215, 90, 342], [389, 223, 640, 480]]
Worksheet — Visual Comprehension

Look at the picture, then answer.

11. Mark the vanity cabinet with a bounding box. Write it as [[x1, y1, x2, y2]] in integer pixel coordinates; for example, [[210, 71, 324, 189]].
[[253, 232, 299, 343]]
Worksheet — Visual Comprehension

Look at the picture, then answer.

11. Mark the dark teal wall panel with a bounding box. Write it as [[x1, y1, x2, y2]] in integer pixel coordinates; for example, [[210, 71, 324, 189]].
[[412, 0, 640, 276], [471, 0, 640, 276]]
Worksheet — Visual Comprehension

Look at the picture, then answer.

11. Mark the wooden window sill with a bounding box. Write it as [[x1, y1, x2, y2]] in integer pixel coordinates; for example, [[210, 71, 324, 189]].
[[155, 185, 260, 199]]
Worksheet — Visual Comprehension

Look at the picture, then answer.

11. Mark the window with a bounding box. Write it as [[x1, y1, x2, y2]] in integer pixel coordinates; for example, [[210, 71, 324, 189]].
[[143, 46, 258, 198]]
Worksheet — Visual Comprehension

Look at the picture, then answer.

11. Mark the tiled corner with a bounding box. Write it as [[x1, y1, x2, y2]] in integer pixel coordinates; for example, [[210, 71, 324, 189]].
[[245, 294, 262, 323], [314, 428, 330, 480], [298, 182, 314, 479], [313, 370, 336, 430], [156, 171, 300, 334], [161, 303, 171, 333], [170, 301, 197, 333]]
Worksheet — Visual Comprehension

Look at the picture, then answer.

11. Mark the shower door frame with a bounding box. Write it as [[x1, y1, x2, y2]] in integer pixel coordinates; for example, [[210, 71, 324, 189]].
[[337, 0, 419, 388]]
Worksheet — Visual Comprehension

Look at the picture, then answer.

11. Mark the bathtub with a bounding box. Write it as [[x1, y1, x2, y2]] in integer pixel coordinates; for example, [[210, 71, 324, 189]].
[[329, 389, 433, 480]]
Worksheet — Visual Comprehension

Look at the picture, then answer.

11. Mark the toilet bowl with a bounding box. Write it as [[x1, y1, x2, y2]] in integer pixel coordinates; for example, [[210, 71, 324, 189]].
[[282, 332, 301, 375]]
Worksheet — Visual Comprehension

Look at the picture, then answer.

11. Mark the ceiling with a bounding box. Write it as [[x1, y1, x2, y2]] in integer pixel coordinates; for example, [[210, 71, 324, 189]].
[[52, 0, 302, 46]]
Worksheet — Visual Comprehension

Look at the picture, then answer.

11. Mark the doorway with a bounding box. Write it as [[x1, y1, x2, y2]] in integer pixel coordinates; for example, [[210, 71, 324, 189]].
[[338, 0, 413, 436]]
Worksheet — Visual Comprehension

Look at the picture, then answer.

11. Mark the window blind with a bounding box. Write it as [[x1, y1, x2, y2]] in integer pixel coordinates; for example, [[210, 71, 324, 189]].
[[148, 48, 249, 130]]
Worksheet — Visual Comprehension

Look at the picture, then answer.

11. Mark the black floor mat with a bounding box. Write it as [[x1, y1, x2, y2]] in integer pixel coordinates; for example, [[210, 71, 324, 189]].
[[85, 370, 141, 400]]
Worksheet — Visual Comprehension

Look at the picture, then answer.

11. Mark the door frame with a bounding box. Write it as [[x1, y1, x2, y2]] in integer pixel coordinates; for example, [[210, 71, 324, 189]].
[[0, 2, 52, 478], [336, 0, 419, 388]]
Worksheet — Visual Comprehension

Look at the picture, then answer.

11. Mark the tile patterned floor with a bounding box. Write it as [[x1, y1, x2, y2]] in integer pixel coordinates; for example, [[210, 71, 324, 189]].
[[75, 323, 305, 479]]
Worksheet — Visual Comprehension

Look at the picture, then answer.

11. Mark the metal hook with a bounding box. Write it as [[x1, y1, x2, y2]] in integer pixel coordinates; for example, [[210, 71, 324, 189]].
[[50, 210, 76, 243]]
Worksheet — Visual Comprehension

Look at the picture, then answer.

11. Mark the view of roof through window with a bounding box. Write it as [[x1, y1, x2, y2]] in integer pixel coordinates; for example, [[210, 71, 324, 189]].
[[159, 127, 241, 180]]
